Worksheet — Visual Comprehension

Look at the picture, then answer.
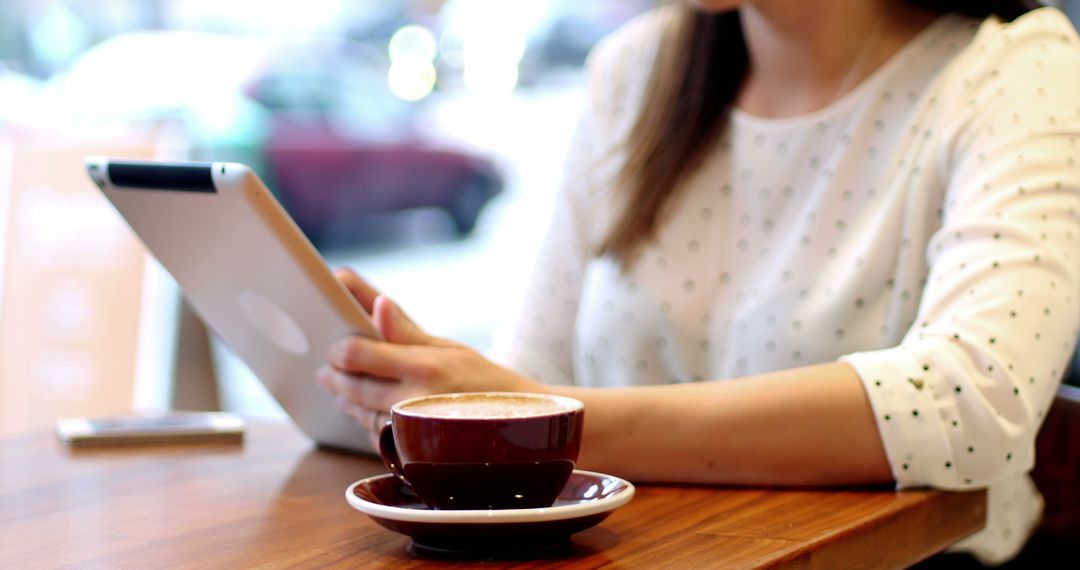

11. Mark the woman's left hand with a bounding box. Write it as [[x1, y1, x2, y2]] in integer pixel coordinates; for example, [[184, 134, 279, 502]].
[[316, 269, 537, 435]]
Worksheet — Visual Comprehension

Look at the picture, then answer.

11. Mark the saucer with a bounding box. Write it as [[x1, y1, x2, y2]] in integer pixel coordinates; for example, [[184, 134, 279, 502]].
[[345, 469, 634, 556]]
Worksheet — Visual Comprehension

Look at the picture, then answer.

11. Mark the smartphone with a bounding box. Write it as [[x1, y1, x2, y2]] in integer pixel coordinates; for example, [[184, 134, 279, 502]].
[[55, 412, 245, 446]]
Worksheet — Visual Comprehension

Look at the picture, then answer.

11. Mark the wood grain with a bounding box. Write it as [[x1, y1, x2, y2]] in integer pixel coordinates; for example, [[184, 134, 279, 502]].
[[0, 422, 985, 569]]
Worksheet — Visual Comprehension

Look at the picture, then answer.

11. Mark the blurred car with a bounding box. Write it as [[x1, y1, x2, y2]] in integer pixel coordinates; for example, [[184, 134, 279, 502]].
[[241, 39, 503, 250], [43, 31, 501, 251], [537, 3, 647, 68]]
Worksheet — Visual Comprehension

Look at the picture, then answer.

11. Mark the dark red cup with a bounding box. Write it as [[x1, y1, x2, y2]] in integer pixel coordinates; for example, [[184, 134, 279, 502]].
[[379, 392, 585, 510]]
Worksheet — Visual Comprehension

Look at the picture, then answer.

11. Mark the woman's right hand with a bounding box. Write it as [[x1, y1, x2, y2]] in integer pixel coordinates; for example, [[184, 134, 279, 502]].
[[318, 268, 541, 440]]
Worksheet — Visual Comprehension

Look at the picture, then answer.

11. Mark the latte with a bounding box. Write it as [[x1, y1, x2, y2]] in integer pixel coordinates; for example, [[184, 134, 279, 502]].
[[399, 393, 580, 419]]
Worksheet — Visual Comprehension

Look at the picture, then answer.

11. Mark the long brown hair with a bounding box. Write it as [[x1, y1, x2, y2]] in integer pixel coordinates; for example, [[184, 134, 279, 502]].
[[600, 0, 1041, 266]]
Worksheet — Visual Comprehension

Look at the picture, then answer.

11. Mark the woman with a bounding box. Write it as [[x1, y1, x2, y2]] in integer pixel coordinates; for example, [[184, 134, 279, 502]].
[[317, 0, 1080, 563]]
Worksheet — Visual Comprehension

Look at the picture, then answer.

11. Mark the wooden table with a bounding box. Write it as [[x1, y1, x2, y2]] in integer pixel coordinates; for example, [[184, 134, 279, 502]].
[[0, 421, 985, 569]]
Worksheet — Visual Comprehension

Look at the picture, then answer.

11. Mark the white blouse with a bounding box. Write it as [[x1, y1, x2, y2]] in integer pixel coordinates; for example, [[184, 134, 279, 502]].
[[493, 7, 1080, 564]]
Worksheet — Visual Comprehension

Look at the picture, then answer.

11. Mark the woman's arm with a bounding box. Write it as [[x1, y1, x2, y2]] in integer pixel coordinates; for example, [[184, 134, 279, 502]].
[[319, 286, 891, 486], [549, 361, 892, 485]]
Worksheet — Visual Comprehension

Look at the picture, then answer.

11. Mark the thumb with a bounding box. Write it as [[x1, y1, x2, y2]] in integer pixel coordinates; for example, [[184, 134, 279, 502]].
[[372, 295, 438, 345], [334, 267, 380, 314]]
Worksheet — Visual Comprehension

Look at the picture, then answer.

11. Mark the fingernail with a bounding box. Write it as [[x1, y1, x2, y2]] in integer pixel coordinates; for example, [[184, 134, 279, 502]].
[[376, 295, 396, 319], [389, 301, 405, 322], [335, 395, 351, 411], [328, 340, 349, 366], [316, 368, 331, 390]]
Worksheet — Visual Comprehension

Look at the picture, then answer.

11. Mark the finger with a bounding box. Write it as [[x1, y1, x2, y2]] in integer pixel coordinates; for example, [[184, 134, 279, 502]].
[[316, 364, 335, 392], [334, 267, 381, 313], [322, 367, 404, 411], [373, 295, 455, 347], [329, 336, 427, 380]]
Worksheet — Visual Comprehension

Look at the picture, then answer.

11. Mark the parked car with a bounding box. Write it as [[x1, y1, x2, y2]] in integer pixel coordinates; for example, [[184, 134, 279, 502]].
[[241, 39, 503, 250], [44, 31, 502, 251]]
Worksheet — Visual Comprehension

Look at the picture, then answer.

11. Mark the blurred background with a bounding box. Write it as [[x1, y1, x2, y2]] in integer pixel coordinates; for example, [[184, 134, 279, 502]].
[[1, 0, 1078, 432], [0, 0, 654, 431]]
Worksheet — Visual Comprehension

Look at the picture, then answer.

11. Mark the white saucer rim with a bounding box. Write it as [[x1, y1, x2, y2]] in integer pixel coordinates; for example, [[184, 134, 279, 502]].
[[345, 469, 635, 524]]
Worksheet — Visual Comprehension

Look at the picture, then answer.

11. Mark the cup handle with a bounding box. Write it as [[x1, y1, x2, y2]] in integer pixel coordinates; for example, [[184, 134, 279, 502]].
[[378, 419, 409, 486]]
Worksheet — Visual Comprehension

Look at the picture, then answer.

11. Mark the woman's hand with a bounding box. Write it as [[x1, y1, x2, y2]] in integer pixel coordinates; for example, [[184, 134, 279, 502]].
[[317, 268, 539, 436]]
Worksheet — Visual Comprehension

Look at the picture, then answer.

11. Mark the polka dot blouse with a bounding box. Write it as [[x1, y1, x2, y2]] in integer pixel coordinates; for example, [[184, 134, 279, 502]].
[[491, 7, 1080, 564]]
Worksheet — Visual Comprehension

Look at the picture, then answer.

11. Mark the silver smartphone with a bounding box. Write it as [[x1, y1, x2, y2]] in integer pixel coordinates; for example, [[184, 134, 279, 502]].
[[55, 412, 245, 445], [84, 157, 380, 454]]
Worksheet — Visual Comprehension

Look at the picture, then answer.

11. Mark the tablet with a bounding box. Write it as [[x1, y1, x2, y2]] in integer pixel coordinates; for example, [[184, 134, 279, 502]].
[[85, 157, 379, 454]]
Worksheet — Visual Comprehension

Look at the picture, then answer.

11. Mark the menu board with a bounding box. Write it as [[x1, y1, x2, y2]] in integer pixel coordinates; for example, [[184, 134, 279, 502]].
[[0, 132, 170, 435]]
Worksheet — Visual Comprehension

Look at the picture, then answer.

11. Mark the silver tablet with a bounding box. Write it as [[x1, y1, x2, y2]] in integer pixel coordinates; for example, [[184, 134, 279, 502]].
[[85, 157, 379, 454]]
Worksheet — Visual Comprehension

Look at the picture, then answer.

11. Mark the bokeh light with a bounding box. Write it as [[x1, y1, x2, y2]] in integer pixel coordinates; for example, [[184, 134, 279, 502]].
[[388, 54, 436, 101], [388, 24, 438, 64]]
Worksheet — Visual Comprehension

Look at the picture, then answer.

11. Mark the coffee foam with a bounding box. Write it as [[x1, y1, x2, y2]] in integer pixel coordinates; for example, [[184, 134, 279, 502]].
[[399, 394, 577, 419]]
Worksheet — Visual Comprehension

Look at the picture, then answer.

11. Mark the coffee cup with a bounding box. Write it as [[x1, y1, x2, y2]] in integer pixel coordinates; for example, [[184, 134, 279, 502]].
[[378, 392, 585, 510]]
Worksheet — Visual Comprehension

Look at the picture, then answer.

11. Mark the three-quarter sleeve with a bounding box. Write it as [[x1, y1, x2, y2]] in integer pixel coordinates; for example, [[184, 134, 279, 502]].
[[842, 10, 1080, 494]]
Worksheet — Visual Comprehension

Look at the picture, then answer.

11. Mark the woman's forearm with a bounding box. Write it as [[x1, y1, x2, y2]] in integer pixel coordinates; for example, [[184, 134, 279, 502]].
[[320, 288, 892, 487], [532, 362, 893, 486]]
